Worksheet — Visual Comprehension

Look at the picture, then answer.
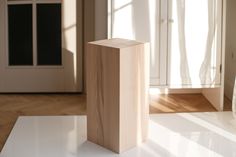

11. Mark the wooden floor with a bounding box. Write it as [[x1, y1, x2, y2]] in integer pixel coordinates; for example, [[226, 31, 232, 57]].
[[0, 93, 221, 152], [150, 94, 217, 113]]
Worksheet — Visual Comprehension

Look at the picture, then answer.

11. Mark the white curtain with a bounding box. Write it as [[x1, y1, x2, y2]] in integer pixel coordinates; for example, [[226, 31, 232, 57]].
[[199, 0, 217, 85], [176, 0, 192, 85], [169, 0, 221, 87]]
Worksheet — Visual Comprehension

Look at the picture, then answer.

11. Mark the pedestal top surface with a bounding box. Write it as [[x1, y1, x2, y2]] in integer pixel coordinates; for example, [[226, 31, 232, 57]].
[[88, 38, 146, 49]]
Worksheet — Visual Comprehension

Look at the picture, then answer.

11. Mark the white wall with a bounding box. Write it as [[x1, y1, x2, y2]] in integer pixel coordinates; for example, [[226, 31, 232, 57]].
[[225, 0, 236, 100]]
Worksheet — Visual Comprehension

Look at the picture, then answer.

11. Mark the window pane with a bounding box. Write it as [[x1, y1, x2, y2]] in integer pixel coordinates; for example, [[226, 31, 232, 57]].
[[8, 4, 33, 66], [37, 4, 62, 66]]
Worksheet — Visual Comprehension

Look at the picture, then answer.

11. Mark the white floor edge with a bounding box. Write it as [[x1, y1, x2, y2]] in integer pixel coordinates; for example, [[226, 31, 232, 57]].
[[1, 112, 236, 157]]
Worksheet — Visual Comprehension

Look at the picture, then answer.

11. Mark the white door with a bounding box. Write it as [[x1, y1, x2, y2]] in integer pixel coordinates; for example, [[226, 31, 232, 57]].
[[109, 0, 223, 88], [0, 0, 82, 92]]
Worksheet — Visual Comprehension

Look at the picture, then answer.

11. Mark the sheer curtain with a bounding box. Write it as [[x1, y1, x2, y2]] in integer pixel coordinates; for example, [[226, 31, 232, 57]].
[[169, 0, 221, 87], [176, 0, 191, 85], [199, 0, 217, 85]]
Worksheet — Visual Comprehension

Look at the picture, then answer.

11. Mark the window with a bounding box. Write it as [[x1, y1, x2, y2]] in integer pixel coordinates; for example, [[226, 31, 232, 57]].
[[8, 4, 33, 65], [37, 4, 61, 65], [7, 0, 62, 66]]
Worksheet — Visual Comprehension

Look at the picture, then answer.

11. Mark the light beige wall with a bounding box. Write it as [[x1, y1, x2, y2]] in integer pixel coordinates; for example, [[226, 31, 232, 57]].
[[95, 0, 107, 40], [225, 0, 236, 100], [0, 0, 5, 89], [83, 0, 95, 92], [77, 0, 83, 92], [83, 0, 95, 44], [83, 0, 107, 41]]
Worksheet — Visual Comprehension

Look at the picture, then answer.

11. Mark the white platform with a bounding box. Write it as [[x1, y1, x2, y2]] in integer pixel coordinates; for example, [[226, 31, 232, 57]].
[[1, 112, 236, 157]]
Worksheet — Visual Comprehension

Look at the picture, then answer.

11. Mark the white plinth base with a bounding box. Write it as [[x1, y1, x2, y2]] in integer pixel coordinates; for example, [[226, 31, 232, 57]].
[[1, 112, 236, 157]]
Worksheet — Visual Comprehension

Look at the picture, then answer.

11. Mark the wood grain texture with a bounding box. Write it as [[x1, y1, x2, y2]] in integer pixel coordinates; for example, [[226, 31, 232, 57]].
[[86, 44, 120, 151], [86, 39, 149, 153], [150, 94, 217, 113], [119, 44, 149, 152]]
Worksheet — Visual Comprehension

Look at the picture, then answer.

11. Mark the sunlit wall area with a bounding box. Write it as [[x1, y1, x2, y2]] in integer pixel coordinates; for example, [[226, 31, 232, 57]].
[[62, 0, 82, 91]]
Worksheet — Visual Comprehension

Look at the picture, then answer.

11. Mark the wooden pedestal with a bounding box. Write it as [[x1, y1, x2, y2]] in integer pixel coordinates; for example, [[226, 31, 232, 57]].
[[86, 38, 149, 153]]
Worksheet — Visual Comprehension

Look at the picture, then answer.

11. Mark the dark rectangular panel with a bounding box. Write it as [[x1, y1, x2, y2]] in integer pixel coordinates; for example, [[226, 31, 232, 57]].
[[8, 4, 33, 66], [37, 4, 62, 65]]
